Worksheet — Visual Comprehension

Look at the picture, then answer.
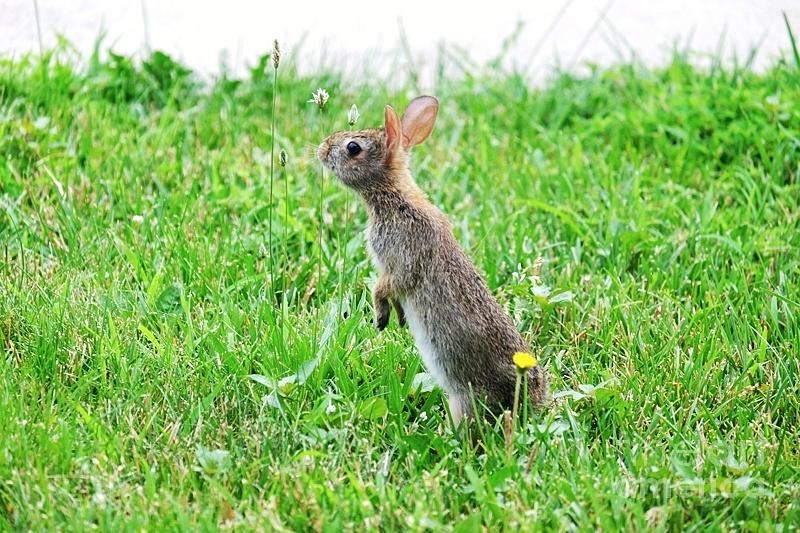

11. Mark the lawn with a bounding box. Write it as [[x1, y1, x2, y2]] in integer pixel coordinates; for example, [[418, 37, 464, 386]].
[[1, 42, 799, 531]]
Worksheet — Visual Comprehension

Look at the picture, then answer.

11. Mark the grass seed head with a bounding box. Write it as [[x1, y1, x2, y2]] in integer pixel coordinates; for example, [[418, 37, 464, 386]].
[[279, 149, 287, 167], [272, 40, 281, 69], [348, 104, 359, 126]]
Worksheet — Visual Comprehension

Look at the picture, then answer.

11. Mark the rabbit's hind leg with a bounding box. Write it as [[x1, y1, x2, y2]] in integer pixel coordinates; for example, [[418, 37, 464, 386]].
[[447, 393, 472, 426]]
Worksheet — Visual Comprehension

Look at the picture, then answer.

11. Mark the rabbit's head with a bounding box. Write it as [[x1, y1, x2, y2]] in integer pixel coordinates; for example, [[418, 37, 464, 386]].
[[317, 96, 439, 194]]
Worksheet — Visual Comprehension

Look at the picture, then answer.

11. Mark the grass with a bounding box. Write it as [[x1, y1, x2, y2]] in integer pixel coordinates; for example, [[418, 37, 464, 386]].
[[1, 40, 799, 531]]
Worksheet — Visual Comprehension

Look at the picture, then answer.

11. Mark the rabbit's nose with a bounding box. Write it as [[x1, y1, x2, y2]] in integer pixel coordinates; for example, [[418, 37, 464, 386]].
[[317, 142, 330, 161]]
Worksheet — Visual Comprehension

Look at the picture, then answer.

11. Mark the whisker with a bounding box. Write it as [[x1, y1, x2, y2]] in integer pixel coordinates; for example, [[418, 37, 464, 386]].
[[300, 143, 322, 160]]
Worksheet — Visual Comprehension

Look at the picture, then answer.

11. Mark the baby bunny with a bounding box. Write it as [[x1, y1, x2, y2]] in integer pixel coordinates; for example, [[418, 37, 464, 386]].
[[317, 96, 547, 423]]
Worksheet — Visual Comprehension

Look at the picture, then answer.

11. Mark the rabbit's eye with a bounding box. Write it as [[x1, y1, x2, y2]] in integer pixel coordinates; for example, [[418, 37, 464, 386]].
[[346, 141, 361, 156]]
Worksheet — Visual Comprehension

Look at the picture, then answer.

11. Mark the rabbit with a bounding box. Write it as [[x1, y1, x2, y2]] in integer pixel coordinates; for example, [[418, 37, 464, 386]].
[[317, 95, 547, 423]]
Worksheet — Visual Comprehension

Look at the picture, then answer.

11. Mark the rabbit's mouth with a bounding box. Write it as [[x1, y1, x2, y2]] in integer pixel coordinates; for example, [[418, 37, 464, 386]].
[[316, 142, 329, 162], [317, 143, 341, 176], [317, 142, 335, 169]]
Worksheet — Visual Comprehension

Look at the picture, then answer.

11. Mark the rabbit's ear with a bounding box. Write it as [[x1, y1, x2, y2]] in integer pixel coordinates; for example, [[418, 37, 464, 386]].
[[401, 96, 439, 149], [384, 105, 402, 152]]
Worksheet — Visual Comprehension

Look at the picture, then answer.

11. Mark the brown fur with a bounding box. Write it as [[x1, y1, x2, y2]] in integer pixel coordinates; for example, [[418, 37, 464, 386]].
[[317, 97, 548, 423]]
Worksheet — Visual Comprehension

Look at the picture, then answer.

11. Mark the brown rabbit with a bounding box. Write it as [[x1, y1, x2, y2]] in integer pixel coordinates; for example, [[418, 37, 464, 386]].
[[317, 95, 547, 423]]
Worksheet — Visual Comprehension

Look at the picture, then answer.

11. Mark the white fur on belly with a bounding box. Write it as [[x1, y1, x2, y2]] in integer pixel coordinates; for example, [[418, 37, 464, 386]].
[[402, 299, 452, 394]]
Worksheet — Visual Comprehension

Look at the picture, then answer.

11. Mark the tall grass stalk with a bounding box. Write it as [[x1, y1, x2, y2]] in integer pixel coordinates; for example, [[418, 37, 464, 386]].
[[336, 105, 360, 322], [317, 167, 325, 327], [281, 148, 289, 306], [140, 0, 151, 52], [268, 40, 280, 296], [309, 88, 330, 350], [312, 160, 327, 354], [32, 0, 44, 56], [336, 190, 352, 319], [512, 372, 521, 430], [784, 11, 800, 70]]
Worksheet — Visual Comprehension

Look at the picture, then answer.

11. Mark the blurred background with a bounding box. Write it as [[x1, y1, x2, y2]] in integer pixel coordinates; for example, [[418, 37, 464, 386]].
[[2, 0, 798, 81]]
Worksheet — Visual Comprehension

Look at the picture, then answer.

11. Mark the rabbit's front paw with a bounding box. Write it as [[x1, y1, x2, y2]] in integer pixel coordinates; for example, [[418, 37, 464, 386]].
[[375, 298, 391, 331], [393, 299, 406, 327]]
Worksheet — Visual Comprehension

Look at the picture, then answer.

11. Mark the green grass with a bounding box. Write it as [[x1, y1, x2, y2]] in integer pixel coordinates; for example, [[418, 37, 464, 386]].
[[1, 41, 799, 531]]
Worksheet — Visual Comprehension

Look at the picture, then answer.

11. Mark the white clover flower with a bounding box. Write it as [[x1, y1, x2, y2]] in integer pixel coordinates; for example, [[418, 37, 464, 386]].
[[419, 411, 428, 421], [308, 88, 329, 109], [326, 402, 336, 414], [131, 215, 144, 225], [348, 104, 359, 126]]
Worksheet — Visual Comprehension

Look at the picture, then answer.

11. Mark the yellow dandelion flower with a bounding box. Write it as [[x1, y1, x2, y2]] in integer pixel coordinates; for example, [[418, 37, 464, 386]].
[[513, 351, 537, 370]]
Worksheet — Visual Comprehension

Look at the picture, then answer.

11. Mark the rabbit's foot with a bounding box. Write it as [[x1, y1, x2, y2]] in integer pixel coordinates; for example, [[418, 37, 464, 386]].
[[393, 299, 406, 327], [375, 297, 391, 331]]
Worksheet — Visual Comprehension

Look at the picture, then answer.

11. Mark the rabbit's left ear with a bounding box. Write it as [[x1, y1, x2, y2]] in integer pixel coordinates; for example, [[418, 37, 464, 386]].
[[401, 96, 439, 149]]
